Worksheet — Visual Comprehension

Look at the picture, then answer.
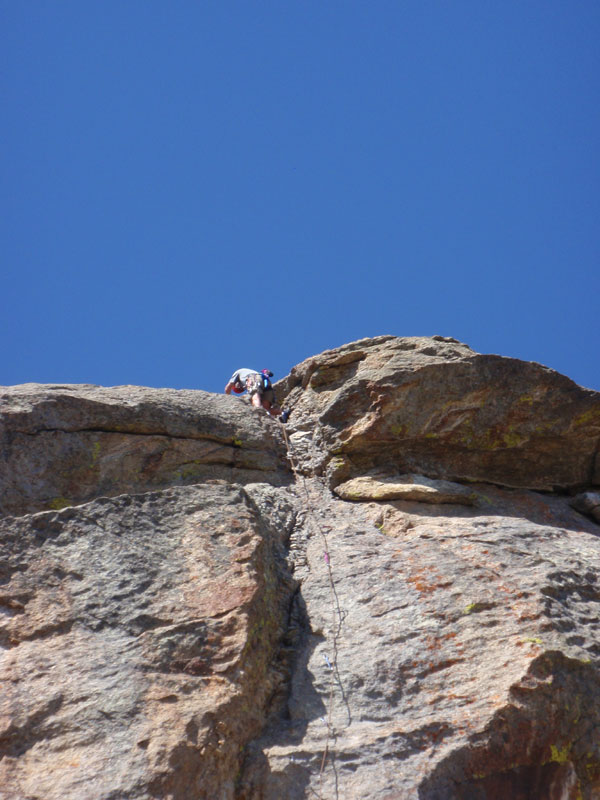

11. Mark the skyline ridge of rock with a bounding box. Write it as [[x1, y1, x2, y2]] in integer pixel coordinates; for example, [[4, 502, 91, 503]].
[[1, 335, 599, 799]]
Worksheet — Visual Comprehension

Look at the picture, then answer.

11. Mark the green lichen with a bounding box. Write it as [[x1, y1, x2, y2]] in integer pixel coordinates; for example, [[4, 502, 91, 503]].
[[232, 439, 242, 447], [460, 424, 527, 451], [173, 461, 207, 481], [458, 423, 486, 449], [572, 695, 582, 725], [461, 600, 495, 615], [390, 423, 407, 436], [90, 440, 101, 467], [550, 744, 570, 764], [48, 497, 72, 510], [471, 760, 523, 782], [534, 421, 556, 435], [573, 408, 600, 428], [501, 428, 528, 448], [524, 637, 543, 644]]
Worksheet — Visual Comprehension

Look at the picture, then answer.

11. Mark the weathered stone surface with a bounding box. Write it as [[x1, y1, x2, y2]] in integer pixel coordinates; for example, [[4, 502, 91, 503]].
[[0, 384, 289, 517], [0, 483, 296, 800], [571, 491, 600, 524], [334, 473, 476, 504], [277, 336, 600, 491], [239, 479, 600, 800], [2, 337, 600, 800]]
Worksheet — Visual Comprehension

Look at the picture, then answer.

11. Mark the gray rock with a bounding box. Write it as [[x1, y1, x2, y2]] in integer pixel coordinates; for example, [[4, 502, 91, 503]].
[[2, 338, 600, 799], [0, 384, 289, 517], [277, 336, 600, 491], [571, 491, 600, 523], [239, 479, 600, 799], [0, 483, 296, 800]]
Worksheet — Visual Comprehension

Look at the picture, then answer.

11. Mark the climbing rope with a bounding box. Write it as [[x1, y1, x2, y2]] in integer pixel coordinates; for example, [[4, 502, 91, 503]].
[[281, 424, 345, 800]]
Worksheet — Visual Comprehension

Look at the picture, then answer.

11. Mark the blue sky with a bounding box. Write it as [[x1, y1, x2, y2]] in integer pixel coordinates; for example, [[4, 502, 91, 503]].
[[3, 1, 599, 394]]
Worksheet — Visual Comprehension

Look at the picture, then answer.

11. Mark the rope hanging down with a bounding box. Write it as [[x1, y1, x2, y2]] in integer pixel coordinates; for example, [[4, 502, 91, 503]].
[[281, 425, 346, 800]]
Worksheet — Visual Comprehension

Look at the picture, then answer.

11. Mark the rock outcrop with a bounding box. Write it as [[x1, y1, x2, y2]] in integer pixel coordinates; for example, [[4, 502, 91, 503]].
[[0, 384, 288, 518], [277, 335, 600, 491], [1, 336, 599, 800]]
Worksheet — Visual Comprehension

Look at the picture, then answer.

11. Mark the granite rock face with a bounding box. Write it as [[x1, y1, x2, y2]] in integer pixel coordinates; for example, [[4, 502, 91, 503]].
[[0, 484, 296, 800], [277, 335, 600, 491], [0, 384, 288, 517], [243, 480, 600, 800], [1, 337, 600, 800], [572, 491, 600, 524]]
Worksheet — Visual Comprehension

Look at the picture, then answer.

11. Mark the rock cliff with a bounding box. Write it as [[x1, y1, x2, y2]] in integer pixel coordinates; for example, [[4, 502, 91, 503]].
[[1, 336, 600, 800]]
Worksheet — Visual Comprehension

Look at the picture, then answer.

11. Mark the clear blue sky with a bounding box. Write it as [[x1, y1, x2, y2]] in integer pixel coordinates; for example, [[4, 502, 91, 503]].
[[3, 1, 599, 394]]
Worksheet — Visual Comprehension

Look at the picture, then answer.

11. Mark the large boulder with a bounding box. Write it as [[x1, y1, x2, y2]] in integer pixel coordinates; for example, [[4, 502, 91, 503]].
[[277, 335, 600, 491]]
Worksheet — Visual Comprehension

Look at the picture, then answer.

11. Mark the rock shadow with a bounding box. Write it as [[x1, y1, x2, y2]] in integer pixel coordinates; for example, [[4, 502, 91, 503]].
[[417, 651, 600, 800], [236, 590, 334, 799]]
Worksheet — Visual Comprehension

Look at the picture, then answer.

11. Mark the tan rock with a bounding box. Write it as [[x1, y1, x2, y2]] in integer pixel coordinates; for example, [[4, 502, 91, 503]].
[[2, 338, 600, 800], [334, 473, 476, 504], [0, 483, 296, 800], [277, 335, 600, 491], [240, 479, 600, 800], [0, 384, 289, 517]]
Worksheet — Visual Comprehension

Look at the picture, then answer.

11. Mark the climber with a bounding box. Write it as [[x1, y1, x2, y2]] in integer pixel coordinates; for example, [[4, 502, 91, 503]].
[[225, 368, 290, 423]]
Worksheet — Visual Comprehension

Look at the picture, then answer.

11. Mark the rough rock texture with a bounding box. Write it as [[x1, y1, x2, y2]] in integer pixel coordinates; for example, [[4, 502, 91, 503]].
[[243, 480, 600, 800], [0, 385, 288, 517], [333, 474, 476, 504], [1, 336, 600, 800], [276, 335, 600, 491], [571, 492, 600, 524], [0, 484, 296, 800]]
